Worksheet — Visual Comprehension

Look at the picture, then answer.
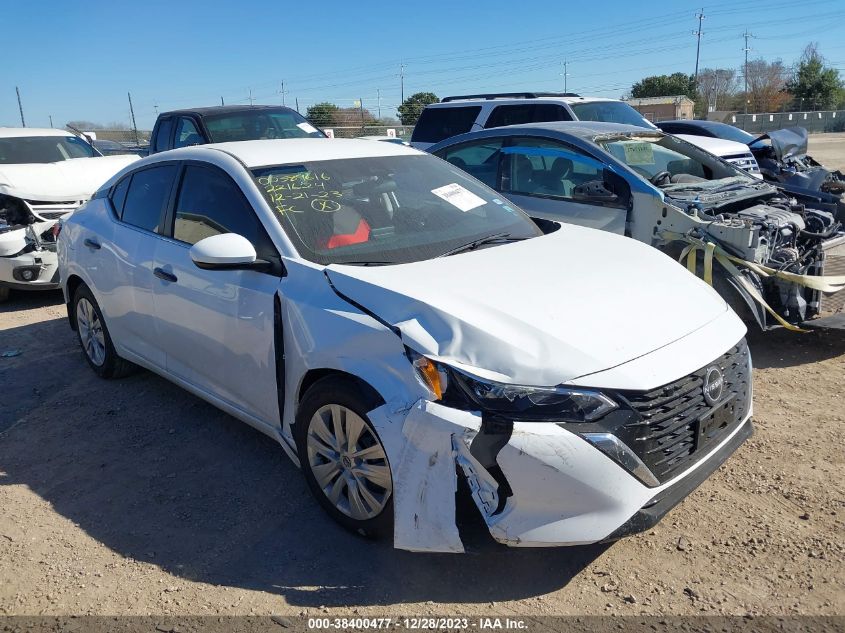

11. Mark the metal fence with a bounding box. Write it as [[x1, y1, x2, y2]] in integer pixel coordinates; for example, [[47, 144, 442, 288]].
[[727, 110, 845, 134]]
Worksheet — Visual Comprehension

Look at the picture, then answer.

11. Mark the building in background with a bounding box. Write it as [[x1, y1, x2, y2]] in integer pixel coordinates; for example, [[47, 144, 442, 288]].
[[625, 96, 695, 122]]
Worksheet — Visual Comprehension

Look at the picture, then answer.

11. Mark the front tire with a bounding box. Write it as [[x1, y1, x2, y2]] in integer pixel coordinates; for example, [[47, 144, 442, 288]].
[[72, 283, 134, 379], [295, 377, 393, 538]]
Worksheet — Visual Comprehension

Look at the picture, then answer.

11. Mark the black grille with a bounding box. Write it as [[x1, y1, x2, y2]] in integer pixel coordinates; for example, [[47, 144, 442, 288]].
[[619, 340, 750, 483]]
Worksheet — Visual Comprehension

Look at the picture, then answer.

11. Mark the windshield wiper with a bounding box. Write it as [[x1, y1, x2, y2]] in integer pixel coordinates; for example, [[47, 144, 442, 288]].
[[332, 260, 393, 266], [437, 232, 525, 258]]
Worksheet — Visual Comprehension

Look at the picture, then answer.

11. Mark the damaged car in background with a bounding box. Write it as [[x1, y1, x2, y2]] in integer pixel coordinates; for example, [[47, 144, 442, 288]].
[[656, 121, 845, 220], [60, 138, 751, 552], [429, 122, 845, 331], [0, 127, 138, 301]]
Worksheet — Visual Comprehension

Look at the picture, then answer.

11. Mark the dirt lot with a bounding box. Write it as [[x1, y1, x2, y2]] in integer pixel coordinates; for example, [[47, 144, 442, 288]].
[[1, 136, 844, 618]]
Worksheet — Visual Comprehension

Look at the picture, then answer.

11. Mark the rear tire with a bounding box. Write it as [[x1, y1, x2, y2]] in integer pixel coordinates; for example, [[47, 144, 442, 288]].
[[295, 377, 393, 539], [0, 287, 9, 303], [72, 283, 135, 379]]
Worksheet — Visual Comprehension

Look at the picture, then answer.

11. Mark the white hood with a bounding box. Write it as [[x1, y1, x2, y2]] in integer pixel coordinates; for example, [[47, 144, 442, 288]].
[[0, 155, 138, 201], [326, 224, 729, 387], [676, 134, 750, 157]]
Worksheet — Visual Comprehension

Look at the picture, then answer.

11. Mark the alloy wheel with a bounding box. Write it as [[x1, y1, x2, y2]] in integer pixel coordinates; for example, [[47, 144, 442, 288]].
[[76, 297, 106, 367], [306, 404, 392, 520]]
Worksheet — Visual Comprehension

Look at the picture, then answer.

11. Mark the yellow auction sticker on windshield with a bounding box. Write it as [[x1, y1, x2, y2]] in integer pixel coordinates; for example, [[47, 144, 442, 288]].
[[621, 141, 655, 165]]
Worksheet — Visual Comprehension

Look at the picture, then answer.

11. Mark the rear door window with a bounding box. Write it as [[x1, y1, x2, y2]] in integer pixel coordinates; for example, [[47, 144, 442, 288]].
[[411, 107, 481, 143], [433, 139, 503, 188], [485, 104, 572, 128], [121, 165, 178, 233]]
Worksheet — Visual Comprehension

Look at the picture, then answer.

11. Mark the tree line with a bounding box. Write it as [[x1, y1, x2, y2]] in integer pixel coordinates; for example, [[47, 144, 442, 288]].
[[631, 43, 844, 116]]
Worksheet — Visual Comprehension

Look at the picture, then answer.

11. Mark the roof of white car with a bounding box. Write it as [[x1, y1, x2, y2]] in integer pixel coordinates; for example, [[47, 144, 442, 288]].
[[0, 127, 74, 138], [429, 96, 621, 107], [179, 138, 421, 168]]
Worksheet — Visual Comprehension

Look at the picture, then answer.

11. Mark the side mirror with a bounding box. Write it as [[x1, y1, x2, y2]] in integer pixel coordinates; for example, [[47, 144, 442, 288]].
[[571, 180, 620, 204], [189, 233, 258, 270]]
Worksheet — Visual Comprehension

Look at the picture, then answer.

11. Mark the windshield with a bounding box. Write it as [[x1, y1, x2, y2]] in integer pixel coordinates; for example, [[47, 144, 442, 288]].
[[0, 135, 97, 164], [252, 154, 542, 266], [710, 124, 755, 144], [598, 134, 755, 186], [570, 102, 655, 129], [205, 109, 326, 142]]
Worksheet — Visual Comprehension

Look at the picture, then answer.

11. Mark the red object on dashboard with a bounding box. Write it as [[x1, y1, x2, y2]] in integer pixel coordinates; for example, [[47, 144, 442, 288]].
[[327, 218, 371, 249]]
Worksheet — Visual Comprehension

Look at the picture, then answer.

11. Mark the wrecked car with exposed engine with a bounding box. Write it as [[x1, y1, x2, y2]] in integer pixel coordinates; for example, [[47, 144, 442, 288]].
[[657, 121, 844, 220], [429, 122, 845, 331], [59, 138, 751, 552], [0, 127, 138, 300]]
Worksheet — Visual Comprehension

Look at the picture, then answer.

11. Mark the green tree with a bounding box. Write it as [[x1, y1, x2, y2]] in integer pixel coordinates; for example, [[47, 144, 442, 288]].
[[786, 43, 844, 110], [306, 102, 339, 127], [397, 92, 439, 125], [631, 73, 696, 100]]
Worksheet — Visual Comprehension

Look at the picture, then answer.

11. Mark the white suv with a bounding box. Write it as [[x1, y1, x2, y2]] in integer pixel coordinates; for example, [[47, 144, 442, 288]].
[[410, 92, 655, 150]]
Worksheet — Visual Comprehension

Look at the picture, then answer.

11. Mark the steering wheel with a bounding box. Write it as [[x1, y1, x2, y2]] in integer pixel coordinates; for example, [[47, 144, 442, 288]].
[[395, 201, 440, 231], [650, 171, 672, 186]]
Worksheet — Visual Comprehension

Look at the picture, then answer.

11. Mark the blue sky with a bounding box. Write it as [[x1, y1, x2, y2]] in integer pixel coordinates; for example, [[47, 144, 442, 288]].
[[3, 0, 844, 129]]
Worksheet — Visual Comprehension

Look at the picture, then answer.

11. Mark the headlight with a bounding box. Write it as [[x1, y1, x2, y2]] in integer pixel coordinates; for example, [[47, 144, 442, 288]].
[[407, 348, 617, 422]]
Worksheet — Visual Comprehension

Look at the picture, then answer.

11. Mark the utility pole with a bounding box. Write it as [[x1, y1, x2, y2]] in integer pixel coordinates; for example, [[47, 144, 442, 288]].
[[693, 9, 705, 83], [295, 97, 300, 113], [280, 81, 286, 106], [221, 96, 224, 106], [377, 89, 381, 119], [128, 92, 139, 147], [400, 63, 405, 104], [562, 60, 569, 93], [15, 86, 25, 127], [742, 30, 754, 114], [154, 102, 159, 116], [49, 115, 53, 128], [360, 97, 365, 126], [248, 88, 254, 106]]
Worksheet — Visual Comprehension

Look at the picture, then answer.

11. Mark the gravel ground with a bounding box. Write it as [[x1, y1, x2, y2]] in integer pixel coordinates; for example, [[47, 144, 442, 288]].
[[0, 136, 844, 618]]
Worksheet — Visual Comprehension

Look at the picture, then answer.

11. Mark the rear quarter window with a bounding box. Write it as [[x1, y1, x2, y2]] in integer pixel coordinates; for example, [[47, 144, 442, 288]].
[[412, 106, 481, 143], [485, 104, 572, 128]]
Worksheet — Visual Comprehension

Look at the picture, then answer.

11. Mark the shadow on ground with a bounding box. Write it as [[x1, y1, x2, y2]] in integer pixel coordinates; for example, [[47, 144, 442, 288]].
[[746, 325, 845, 369], [0, 313, 609, 607], [0, 288, 64, 313]]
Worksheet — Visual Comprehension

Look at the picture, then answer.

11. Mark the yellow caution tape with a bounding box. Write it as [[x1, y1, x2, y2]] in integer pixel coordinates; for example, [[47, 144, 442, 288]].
[[665, 231, 845, 332]]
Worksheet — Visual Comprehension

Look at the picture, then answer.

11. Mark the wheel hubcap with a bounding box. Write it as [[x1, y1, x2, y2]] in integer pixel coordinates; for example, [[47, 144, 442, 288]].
[[306, 404, 392, 521], [76, 298, 106, 367]]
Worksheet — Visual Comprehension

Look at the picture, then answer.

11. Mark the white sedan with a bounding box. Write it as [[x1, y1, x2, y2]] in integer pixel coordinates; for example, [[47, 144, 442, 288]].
[[58, 138, 751, 552], [0, 127, 138, 300]]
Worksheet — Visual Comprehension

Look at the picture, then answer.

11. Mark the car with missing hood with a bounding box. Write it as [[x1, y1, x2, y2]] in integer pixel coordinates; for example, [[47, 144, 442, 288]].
[[59, 138, 752, 552], [656, 121, 845, 219], [429, 122, 845, 332], [0, 127, 139, 301]]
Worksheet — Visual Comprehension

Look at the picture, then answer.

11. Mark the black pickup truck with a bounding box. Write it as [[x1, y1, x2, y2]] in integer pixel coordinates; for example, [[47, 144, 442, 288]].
[[149, 105, 326, 154]]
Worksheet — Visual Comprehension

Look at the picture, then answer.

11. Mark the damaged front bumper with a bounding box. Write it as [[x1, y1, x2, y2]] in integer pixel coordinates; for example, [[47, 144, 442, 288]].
[[0, 228, 60, 291], [376, 398, 752, 553]]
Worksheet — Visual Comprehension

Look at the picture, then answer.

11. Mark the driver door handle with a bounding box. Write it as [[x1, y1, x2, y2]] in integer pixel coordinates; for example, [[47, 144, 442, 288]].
[[83, 238, 101, 250], [153, 267, 178, 283]]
